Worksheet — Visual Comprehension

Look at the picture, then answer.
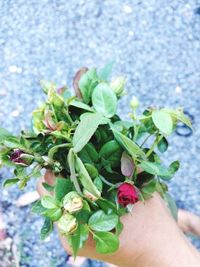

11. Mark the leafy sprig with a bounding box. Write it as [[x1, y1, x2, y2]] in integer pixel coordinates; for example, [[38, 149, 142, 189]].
[[0, 62, 192, 256]]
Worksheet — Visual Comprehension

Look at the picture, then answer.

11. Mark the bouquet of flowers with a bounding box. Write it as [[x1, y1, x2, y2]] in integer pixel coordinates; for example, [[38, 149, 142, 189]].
[[0, 63, 191, 257]]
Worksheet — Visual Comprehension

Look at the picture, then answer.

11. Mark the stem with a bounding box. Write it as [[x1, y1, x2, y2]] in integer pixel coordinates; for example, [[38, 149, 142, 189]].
[[146, 134, 163, 158], [65, 108, 73, 125], [140, 134, 152, 148], [99, 175, 115, 187], [48, 143, 72, 159]]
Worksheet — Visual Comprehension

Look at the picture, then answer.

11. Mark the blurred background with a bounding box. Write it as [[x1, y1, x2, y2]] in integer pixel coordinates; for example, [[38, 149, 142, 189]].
[[0, 0, 200, 266]]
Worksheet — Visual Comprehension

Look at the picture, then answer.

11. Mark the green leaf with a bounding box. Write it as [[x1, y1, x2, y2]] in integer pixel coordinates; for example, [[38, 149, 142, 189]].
[[88, 210, 118, 232], [73, 113, 104, 153], [79, 68, 98, 104], [40, 217, 53, 240], [157, 136, 168, 153], [69, 100, 94, 112], [163, 108, 192, 128], [3, 136, 20, 149], [93, 232, 119, 254], [78, 143, 99, 164], [75, 155, 101, 198], [139, 161, 179, 180], [94, 176, 103, 192], [41, 195, 60, 209], [31, 200, 47, 214], [3, 178, 19, 188], [42, 182, 55, 192], [0, 128, 13, 143], [98, 61, 114, 81], [92, 83, 117, 118], [85, 163, 99, 179], [152, 110, 173, 135], [111, 128, 146, 158], [43, 208, 62, 221], [164, 193, 178, 220], [115, 220, 123, 236], [55, 177, 73, 202], [141, 179, 157, 197], [70, 224, 89, 258], [99, 140, 122, 168]]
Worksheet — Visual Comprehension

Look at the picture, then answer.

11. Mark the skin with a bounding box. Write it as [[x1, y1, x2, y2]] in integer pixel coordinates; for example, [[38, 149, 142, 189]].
[[37, 170, 200, 267]]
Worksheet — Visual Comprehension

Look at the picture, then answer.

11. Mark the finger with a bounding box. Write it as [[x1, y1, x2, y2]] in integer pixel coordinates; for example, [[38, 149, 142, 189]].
[[178, 209, 200, 236]]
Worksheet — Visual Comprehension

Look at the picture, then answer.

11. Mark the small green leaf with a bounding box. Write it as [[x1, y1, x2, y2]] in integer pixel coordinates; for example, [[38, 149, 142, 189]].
[[139, 161, 170, 177], [98, 61, 114, 81], [88, 210, 118, 232], [164, 193, 178, 220], [32, 200, 47, 214], [163, 108, 192, 128], [94, 176, 103, 192], [141, 179, 157, 197], [69, 100, 94, 112], [70, 224, 89, 258], [75, 155, 101, 198], [157, 136, 168, 153], [55, 177, 73, 202], [79, 68, 98, 104], [93, 232, 119, 254], [40, 218, 53, 240], [111, 128, 146, 158], [78, 143, 99, 164], [41, 195, 60, 209], [0, 128, 13, 143], [115, 220, 123, 236], [73, 113, 104, 153], [3, 178, 19, 188], [152, 110, 173, 135], [92, 83, 117, 118], [43, 208, 62, 221], [99, 140, 122, 168], [42, 182, 55, 192]]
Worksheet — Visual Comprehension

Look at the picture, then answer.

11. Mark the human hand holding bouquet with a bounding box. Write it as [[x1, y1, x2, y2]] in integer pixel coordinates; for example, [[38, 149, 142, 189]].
[[0, 63, 193, 259]]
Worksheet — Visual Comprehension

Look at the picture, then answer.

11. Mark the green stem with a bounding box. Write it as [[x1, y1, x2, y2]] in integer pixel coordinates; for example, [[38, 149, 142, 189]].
[[140, 134, 152, 148], [99, 175, 115, 187], [48, 143, 72, 160], [146, 134, 163, 158], [68, 149, 82, 196]]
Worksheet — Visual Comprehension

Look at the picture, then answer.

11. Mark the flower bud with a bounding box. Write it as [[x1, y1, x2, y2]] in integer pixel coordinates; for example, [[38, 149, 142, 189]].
[[110, 76, 126, 97], [57, 213, 78, 235], [130, 96, 139, 110], [83, 189, 99, 201], [63, 191, 83, 213], [10, 150, 33, 166]]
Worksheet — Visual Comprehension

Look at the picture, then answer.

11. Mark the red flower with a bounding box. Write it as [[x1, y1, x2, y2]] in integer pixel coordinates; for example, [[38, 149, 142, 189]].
[[117, 183, 139, 207]]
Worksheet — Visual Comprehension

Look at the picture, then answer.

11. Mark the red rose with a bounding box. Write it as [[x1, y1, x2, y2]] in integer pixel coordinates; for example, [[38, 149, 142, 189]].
[[117, 183, 139, 207]]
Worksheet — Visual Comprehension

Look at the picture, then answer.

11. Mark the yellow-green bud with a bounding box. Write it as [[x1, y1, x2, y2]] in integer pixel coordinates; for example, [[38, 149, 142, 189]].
[[110, 76, 126, 97], [63, 191, 83, 213], [130, 96, 139, 109], [57, 213, 78, 235], [83, 189, 99, 201]]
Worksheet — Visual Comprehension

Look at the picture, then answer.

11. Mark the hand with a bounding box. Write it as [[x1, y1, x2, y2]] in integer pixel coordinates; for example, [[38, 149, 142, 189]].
[[37, 171, 200, 267]]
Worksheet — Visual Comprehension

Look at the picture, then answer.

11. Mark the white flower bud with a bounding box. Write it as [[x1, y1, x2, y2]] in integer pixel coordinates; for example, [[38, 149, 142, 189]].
[[110, 76, 126, 97], [57, 213, 78, 235], [130, 96, 139, 109], [63, 191, 83, 213]]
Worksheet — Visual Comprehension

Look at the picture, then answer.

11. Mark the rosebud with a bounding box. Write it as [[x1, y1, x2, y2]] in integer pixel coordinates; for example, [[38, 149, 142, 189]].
[[63, 191, 83, 213], [10, 150, 33, 166], [57, 213, 78, 235], [117, 183, 139, 207], [110, 76, 126, 97], [130, 96, 139, 110], [83, 189, 99, 201]]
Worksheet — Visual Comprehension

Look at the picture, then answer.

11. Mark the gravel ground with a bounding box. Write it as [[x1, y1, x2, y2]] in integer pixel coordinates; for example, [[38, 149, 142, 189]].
[[0, 0, 200, 266]]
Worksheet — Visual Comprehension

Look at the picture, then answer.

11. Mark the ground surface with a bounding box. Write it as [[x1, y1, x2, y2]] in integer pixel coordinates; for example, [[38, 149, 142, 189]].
[[0, 0, 200, 266]]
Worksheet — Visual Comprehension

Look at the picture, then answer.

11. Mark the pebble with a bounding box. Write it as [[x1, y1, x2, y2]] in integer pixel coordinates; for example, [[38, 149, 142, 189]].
[[0, 0, 200, 266]]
